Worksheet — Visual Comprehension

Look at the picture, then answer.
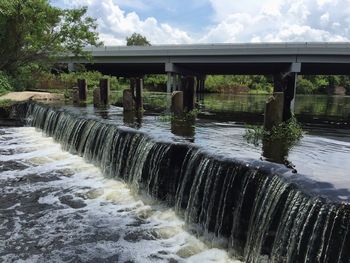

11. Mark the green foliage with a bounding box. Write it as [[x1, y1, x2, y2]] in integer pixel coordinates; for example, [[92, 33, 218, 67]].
[[126, 33, 151, 46], [0, 71, 13, 95], [244, 117, 303, 147], [297, 78, 317, 94], [0, 0, 101, 81], [144, 75, 166, 90], [205, 75, 273, 93], [59, 71, 126, 91]]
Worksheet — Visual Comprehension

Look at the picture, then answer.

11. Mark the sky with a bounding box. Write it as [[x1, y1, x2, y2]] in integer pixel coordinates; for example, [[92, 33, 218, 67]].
[[51, 0, 350, 45]]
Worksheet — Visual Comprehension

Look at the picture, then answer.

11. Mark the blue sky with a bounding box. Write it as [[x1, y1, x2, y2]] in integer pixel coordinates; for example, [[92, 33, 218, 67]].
[[51, 0, 350, 45]]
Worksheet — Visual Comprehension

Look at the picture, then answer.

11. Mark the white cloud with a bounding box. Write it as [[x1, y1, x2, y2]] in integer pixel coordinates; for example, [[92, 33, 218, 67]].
[[62, 0, 193, 45], [204, 0, 350, 43], [59, 0, 350, 44]]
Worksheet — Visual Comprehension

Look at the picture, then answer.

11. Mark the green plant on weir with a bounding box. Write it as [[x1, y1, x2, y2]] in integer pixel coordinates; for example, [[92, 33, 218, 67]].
[[243, 116, 303, 147]]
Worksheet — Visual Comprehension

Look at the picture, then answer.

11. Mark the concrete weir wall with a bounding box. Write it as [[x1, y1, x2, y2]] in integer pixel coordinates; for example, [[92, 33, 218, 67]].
[[7, 102, 350, 262]]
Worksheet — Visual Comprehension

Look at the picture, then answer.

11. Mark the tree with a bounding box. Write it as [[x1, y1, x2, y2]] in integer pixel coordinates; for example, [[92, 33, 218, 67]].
[[0, 0, 101, 75], [126, 33, 151, 46]]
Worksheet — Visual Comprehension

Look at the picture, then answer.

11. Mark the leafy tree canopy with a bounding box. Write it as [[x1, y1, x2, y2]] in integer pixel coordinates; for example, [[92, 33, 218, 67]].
[[0, 0, 101, 75], [126, 33, 151, 46]]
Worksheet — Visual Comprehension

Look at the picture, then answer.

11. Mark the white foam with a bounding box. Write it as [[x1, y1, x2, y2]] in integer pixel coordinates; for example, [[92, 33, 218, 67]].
[[0, 127, 244, 263]]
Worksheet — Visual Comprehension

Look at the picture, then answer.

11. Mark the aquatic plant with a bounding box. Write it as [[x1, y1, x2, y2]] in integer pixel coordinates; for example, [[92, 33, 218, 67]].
[[244, 116, 303, 147]]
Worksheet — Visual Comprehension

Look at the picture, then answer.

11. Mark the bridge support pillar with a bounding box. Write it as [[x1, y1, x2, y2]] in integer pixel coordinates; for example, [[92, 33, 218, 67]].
[[167, 73, 174, 93], [273, 72, 297, 121], [181, 76, 196, 111], [196, 75, 206, 93], [99, 78, 110, 105], [77, 79, 87, 101], [135, 77, 143, 111], [68, 63, 75, 72]]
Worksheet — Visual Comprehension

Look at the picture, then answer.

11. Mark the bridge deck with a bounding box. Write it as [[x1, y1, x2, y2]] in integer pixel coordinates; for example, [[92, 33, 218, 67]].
[[64, 43, 350, 75]]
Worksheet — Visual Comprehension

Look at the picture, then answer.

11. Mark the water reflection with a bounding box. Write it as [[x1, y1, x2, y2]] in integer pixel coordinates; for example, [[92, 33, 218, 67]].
[[73, 101, 87, 108], [200, 94, 350, 124]]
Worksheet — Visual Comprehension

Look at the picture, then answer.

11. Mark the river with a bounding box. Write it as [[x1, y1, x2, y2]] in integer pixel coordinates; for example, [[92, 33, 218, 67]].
[[1, 93, 350, 262]]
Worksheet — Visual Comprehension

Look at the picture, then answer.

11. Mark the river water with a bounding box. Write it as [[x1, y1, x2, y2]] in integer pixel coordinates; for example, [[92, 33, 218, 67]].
[[1, 94, 350, 262], [0, 126, 239, 262]]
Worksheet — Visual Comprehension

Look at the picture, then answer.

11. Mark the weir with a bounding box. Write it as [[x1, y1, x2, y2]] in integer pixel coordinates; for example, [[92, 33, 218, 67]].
[[22, 102, 350, 262]]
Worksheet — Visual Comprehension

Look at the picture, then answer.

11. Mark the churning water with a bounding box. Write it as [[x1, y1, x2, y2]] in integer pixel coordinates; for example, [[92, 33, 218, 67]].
[[0, 126, 239, 263]]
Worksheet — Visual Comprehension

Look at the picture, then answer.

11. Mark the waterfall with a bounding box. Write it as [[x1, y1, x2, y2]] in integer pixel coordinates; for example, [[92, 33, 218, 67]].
[[25, 102, 350, 262]]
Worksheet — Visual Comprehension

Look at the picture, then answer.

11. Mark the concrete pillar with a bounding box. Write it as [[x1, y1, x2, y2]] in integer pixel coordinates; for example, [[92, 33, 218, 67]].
[[166, 73, 174, 111], [171, 91, 184, 115], [77, 79, 88, 101], [264, 92, 284, 130], [167, 73, 173, 93], [196, 76, 206, 93], [68, 63, 75, 72], [99, 78, 110, 105], [175, 74, 182, 91], [123, 89, 134, 111], [93, 87, 100, 107], [273, 73, 297, 121], [201, 78, 206, 92], [182, 76, 196, 111], [135, 77, 143, 111]]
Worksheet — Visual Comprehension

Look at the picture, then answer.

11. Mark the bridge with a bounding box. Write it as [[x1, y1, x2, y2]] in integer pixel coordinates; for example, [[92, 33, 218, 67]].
[[63, 42, 350, 122], [65, 42, 350, 75]]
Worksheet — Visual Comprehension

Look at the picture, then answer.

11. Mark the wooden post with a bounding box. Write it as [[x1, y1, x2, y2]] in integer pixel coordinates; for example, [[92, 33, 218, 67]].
[[264, 92, 284, 130], [72, 87, 79, 103], [93, 87, 100, 107], [77, 79, 87, 101], [182, 76, 196, 111], [273, 73, 297, 121], [171, 91, 184, 115], [135, 77, 143, 111], [99, 78, 110, 105], [123, 89, 134, 111]]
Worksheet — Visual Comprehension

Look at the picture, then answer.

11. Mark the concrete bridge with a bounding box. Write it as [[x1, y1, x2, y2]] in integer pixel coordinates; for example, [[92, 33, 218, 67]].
[[63, 42, 350, 122]]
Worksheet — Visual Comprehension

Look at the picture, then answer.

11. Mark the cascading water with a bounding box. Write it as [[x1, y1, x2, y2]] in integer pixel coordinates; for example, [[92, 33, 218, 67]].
[[25, 102, 350, 262]]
